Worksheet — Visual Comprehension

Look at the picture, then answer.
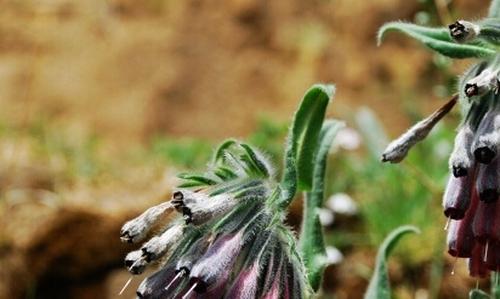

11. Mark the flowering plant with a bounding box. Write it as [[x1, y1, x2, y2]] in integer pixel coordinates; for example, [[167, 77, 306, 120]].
[[379, 0, 500, 294], [119, 84, 343, 298]]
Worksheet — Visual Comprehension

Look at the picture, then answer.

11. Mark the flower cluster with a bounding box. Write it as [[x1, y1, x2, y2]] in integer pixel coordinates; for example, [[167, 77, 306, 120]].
[[379, 9, 500, 277], [120, 140, 309, 298], [444, 56, 500, 277]]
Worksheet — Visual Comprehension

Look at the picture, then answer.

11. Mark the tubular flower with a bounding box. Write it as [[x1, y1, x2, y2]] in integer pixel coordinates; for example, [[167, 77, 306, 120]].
[[383, 57, 500, 277], [379, 1, 500, 276], [382, 56, 500, 277], [120, 140, 311, 298]]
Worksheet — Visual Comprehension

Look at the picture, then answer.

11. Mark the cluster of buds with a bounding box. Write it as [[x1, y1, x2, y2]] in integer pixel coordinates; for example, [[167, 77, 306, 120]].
[[119, 140, 309, 298]]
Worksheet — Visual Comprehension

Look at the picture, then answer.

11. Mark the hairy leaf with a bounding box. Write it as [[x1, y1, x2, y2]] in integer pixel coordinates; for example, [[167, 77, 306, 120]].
[[364, 225, 420, 299], [299, 119, 344, 291], [280, 84, 334, 202], [177, 173, 218, 186], [378, 22, 495, 58], [213, 139, 237, 164]]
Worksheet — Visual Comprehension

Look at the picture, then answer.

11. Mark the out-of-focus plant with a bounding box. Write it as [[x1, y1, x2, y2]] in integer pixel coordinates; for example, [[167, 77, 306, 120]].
[[378, 0, 500, 292], [151, 137, 213, 170], [364, 225, 420, 299], [119, 84, 344, 298]]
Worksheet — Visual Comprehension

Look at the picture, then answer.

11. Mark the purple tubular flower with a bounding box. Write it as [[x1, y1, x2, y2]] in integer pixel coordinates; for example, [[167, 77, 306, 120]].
[[475, 158, 500, 202], [124, 250, 148, 275], [120, 140, 311, 297], [225, 263, 260, 299], [472, 98, 500, 165], [442, 172, 473, 219], [486, 241, 500, 272], [473, 200, 498, 243], [449, 125, 475, 177], [469, 243, 489, 278], [447, 187, 479, 258], [136, 266, 177, 299], [188, 232, 245, 293]]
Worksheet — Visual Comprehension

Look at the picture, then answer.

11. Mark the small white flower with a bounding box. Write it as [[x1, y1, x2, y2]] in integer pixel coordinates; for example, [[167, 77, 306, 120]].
[[325, 246, 344, 265], [326, 193, 358, 215], [317, 208, 335, 226], [333, 127, 362, 151]]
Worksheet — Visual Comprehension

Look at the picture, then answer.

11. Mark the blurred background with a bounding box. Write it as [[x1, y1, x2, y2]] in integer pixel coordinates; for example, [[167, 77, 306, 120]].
[[0, 0, 493, 298]]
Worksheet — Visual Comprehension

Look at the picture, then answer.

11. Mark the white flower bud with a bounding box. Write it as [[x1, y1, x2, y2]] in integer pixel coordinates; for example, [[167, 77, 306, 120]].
[[120, 202, 171, 243], [141, 224, 184, 262]]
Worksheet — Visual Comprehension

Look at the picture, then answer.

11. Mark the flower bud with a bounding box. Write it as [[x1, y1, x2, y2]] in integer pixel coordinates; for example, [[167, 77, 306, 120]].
[[472, 98, 500, 164], [464, 68, 499, 99], [381, 95, 457, 163], [449, 125, 474, 177], [171, 190, 208, 213], [226, 230, 275, 298], [182, 193, 237, 225], [473, 200, 499, 243], [447, 189, 479, 258], [141, 224, 183, 262], [120, 202, 171, 243], [124, 250, 148, 275], [136, 266, 176, 299], [443, 174, 473, 220], [448, 20, 480, 43], [188, 232, 245, 293], [475, 159, 500, 202], [175, 236, 210, 274]]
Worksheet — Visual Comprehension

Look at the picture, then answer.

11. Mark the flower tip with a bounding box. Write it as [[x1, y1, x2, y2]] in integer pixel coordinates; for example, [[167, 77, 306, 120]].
[[465, 83, 479, 98], [479, 189, 498, 203], [474, 147, 496, 164], [452, 166, 468, 178]]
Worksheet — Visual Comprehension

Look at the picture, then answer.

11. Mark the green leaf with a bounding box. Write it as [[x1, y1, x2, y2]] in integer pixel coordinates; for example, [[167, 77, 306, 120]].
[[492, 272, 500, 299], [469, 289, 491, 299], [364, 225, 420, 299], [299, 119, 344, 292], [378, 22, 495, 58], [479, 18, 500, 46], [280, 84, 334, 206], [213, 139, 237, 163], [239, 143, 271, 177], [489, 0, 500, 18], [177, 173, 218, 186]]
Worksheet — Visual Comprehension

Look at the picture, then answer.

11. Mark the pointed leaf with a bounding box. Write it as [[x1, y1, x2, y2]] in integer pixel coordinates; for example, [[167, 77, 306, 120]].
[[378, 22, 495, 58], [364, 225, 420, 299], [239, 143, 271, 177], [280, 84, 334, 205], [177, 173, 218, 186], [299, 119, 344, 292], [213, 139, 237, 163]]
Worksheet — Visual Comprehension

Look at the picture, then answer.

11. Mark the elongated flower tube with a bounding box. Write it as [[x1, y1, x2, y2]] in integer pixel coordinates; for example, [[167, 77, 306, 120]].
[[119, 84, 342, 298], [379, 1, 500, 279]]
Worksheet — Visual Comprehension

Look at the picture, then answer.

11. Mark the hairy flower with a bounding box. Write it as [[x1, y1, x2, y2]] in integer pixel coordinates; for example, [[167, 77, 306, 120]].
[[380, 14, 500, 275], [120, 141, 310, 298]]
